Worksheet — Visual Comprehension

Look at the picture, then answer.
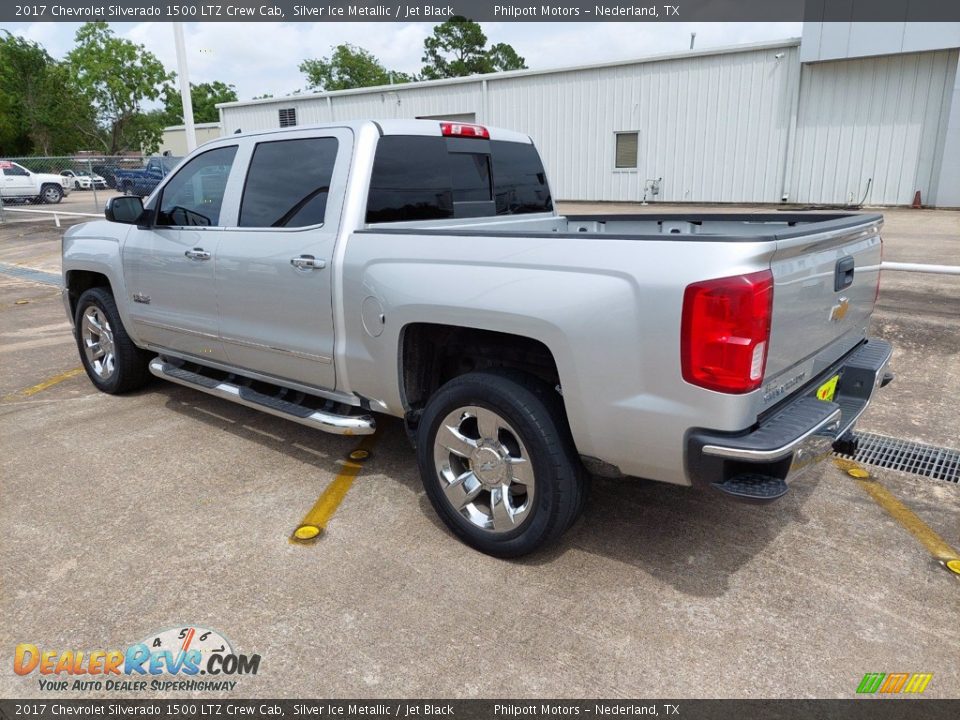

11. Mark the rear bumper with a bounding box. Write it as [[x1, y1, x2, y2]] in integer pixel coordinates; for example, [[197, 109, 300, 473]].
[[686, 338, 893, 490]]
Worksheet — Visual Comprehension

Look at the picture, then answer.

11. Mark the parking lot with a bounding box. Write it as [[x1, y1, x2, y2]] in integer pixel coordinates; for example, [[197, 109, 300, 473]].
[[0, 187, 123, 223], [1, 205, 957, 699]]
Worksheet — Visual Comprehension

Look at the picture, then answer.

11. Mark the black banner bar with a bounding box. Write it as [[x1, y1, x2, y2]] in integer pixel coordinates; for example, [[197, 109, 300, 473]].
[[2, 700, 960, 720], [5, 0, 960, 23]]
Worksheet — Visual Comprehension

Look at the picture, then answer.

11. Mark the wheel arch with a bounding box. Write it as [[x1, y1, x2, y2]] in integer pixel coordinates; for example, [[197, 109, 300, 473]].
[[398, 321, 563, 419], [65, 270, 113, 319]]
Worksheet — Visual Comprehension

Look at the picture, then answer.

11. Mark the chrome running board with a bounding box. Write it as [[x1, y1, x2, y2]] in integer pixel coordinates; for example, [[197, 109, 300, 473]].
[[149, 358, 375, 436]]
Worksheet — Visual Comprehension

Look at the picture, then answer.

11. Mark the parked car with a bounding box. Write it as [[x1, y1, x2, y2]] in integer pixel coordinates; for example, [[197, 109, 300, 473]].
[[61, 169, 108, 190], [91, 164, 121, 189], [0, 160, 71, 203], [113, 156, 180, 197], [61, 120, 893, 557]]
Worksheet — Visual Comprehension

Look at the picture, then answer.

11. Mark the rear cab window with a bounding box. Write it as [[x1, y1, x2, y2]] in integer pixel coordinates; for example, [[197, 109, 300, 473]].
[[365, 135, 552, 224]]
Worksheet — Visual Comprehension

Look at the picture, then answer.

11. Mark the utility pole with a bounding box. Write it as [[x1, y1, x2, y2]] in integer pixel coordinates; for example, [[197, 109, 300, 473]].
[[173, 22, 197, 153]]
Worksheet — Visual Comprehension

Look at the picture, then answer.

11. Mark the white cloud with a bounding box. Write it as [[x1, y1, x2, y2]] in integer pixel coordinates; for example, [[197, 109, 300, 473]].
[[3, 21, 800, 101]]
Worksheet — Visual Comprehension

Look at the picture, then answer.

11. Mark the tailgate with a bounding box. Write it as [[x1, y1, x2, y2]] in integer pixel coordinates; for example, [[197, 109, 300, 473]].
[[762, 214, 882, 406]]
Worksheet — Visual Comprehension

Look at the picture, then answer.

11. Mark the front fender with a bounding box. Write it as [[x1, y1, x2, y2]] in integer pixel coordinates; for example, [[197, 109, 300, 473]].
[[62, 221, 137, 340]]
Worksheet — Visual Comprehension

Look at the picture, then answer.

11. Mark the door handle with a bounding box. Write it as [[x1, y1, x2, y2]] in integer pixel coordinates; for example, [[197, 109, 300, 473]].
[[290, 255, 326, 271], [834, 256, 855, 291], [184, 248, 211, 261]]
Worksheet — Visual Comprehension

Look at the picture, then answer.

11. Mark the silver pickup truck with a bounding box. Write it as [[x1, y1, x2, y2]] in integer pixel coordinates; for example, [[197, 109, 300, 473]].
[[62, 120, 893, 556]]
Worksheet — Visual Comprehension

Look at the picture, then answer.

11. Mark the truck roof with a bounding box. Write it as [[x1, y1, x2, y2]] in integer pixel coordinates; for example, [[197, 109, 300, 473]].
[[217, 119, 533, 145]]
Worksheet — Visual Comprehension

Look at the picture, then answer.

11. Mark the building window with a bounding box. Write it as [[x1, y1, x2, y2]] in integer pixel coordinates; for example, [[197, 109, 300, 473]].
[[615, 132, 638, 169], [278, 108, 297, 128]]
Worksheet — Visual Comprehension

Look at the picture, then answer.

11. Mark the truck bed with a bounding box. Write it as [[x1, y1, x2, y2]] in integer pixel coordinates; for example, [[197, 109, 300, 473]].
[[362, 212, 882, 242]]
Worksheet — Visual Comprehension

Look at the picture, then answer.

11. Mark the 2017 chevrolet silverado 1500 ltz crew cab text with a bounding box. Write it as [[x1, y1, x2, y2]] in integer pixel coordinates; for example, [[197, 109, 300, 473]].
[[62, 120, 893, 557]]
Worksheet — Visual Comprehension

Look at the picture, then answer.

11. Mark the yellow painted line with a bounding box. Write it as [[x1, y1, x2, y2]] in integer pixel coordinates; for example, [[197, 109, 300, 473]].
[[290, 434, 378, 544], [4, 367, 84, 400], [834, 458, 960, 576]]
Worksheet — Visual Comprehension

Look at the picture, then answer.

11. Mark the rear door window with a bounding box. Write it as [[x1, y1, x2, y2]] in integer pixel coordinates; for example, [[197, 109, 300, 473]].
[[239, 137, 339, 228]]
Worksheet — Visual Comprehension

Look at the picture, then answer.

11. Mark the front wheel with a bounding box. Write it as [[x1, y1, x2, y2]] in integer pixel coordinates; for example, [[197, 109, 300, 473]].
[[417, 370, 587, 558], [74, 287, 151, 394]]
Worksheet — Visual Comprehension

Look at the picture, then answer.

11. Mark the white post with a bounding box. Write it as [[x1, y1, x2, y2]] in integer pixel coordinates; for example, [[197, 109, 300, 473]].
[[173, 22, 197, 153]]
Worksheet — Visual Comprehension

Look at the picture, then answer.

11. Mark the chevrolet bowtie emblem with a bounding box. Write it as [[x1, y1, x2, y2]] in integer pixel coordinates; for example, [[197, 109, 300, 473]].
[[829, 296, 850, 322]]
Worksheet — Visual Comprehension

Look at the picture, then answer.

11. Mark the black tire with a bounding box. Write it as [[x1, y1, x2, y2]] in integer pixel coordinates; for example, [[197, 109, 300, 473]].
[[74, 287, 151, 394], [417, 370, 587, 558], [40, 184, 63, 204], [119, 181, 132, 195], [74, 181, 82, 190]]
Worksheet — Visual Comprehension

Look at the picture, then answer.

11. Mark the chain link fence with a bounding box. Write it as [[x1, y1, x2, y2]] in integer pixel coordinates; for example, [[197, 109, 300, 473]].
[[0, 154, 180, 224]]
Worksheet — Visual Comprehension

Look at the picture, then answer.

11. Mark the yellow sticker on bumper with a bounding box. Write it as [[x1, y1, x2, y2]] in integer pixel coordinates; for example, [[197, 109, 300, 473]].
[[817, 374, 840, 402]]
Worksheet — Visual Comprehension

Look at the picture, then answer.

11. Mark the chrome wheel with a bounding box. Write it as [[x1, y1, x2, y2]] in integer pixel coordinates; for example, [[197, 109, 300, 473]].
[[432, 406, 535, 533], [81, 306, 116, 380], [42, 186, 62, 202]]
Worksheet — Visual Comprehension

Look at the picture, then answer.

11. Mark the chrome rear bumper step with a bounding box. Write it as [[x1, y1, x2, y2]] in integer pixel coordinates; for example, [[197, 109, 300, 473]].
[[149, 358, 376, 436]]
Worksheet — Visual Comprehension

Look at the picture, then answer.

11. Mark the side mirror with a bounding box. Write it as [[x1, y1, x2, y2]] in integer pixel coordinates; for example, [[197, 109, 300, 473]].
[[105, 195, 144, 224]]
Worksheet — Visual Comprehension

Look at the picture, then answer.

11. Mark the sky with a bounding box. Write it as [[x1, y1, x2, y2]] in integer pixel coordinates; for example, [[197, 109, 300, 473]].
[[2, 21, 802, 101]]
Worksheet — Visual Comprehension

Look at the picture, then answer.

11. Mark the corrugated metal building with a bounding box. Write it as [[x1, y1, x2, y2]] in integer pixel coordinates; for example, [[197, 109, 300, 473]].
[[217, 24, 960, 207]]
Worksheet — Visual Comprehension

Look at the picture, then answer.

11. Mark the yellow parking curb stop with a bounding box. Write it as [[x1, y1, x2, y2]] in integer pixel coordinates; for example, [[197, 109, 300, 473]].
[[290, 435, 378, 545]]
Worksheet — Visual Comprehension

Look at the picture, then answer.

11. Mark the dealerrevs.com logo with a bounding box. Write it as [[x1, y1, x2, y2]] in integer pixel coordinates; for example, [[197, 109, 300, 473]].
[[14, 626, 260, 693], [856, 672, 933, 695]]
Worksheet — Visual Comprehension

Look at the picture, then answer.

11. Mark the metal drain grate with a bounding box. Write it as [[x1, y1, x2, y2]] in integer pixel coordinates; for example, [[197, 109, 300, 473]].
[[0, 261, 62, 287], [837, 432, 960, 483]]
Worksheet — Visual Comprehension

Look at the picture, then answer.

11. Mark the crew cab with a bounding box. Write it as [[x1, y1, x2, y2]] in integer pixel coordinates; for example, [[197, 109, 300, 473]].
[[0, 160, 71, 203], [61, 120, 892, 556]]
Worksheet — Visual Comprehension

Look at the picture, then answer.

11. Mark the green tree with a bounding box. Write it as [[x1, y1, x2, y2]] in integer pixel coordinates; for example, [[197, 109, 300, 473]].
[[0, 31, 96, 155], [161, 80, 238, 125], [420, 17, 526, 80], [486, 43, 526, 73], [299, 44, 412, 91], [67, 22, 174, 154]]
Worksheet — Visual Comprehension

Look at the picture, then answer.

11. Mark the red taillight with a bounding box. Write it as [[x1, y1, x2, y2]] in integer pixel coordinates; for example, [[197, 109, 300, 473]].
[[681, 270, 774, 394], [440, 122, 490, 139]]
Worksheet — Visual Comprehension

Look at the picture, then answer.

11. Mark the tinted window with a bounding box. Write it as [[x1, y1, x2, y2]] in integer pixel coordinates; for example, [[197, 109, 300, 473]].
[[239, 138, 338, 228], [366, 136, 453, 223], [157, 146, 237, 227], [490, 141, 552, 215], [3, 164, 29, 177], [365, 136, 552, 224], [449, 152, 492, 202]]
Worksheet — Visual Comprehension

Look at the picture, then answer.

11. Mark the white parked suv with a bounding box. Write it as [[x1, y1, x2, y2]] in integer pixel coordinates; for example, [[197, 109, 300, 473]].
[[0, 161, 72, 203]]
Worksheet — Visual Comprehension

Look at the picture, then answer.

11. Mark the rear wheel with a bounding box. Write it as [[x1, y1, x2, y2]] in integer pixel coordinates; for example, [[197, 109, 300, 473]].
[[74, 287, 151, 394], [40, 184, 63, 204], [417, 370, 587, 557]]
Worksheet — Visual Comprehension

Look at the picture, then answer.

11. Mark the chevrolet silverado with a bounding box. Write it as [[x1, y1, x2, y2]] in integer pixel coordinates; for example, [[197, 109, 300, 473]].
[[62, 120, 893, 556]]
